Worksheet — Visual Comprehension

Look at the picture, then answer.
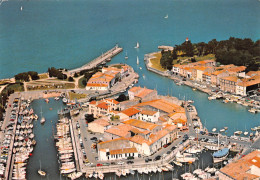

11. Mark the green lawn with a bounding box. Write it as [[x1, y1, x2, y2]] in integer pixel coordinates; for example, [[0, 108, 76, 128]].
[[6, 83, 24, 92], [150, 53, 167, 71], [68, 92, 87, 100], [78, 76, 86, 89], [195, 54, 215, 61]]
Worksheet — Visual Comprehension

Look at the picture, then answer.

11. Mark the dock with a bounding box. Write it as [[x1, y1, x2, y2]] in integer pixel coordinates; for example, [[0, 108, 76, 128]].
[[4, 97, 20, 180], [69, 45, 123, 74], [69, 119, 80, 171]]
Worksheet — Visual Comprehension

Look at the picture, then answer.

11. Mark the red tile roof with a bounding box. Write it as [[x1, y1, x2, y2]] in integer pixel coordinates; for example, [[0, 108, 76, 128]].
[[122, 119, 159, 131], [220, 150, 260, 180], [110, 148, 137, 155], [140, 110, 157, 116], [121, 107, 140, 117], [129, 86, 142, 93], [97, 102, 109, 110]]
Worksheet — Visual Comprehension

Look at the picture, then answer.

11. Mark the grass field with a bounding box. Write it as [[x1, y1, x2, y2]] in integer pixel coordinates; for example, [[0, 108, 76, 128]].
[[38, 73, 48, 79], [78, 76, 86, 89], [150, 53, 166, 71], [195, 54, 215, 61], [68, 92, 87, 100]]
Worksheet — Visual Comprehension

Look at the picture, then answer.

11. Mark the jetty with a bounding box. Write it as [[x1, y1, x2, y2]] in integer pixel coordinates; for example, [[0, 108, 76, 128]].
[[69, 45, 123, 74]]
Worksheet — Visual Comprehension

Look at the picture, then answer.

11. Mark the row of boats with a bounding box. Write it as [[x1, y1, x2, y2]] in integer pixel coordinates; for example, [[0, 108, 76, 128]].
[[208, 93, 260, 113], [55, 118, 82, 179], [181, 167, 218, 180], [12, 120, 38, 180], [0, 97, 46, 179], [86, 164, 174, 179], [212, 126, 260, 137]]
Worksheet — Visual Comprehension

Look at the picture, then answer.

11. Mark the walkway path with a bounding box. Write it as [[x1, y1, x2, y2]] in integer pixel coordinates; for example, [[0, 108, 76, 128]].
[[68, 45, 123, 75]]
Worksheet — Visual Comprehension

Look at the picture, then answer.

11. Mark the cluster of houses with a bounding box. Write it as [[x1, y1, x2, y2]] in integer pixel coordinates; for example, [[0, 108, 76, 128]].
[[172, 60, 260, 96], [87, 86, 187, 161], [218, 150, 260, 180], [86, 65, 129, 91]]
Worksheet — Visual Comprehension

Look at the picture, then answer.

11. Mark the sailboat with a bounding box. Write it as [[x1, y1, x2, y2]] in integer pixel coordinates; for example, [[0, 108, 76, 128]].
[[40, 107, 45, 124], [38, 160, 46, 176], [20, 6, 23, 11], [136, 56, 139, 65], [125, 51, 128, 60], [244, 125, 248, 136], [135, 42, 139, 49], [164, 14, 168, 19]]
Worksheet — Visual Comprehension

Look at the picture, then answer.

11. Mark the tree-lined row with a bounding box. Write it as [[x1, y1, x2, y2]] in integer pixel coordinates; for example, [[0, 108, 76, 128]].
[[14, 71, 39, 82], [160, 37, 260, 71]]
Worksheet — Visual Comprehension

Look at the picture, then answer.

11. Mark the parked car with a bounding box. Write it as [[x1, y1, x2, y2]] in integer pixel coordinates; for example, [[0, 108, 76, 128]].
[[145, 158, 152, 162], [127, 161, 134, 164], [171, 146, 176, 151], [154, 155, 161, 161], [90, 137, 97, 141], [96, 163, 103, 167], [117, 161, 125, 165]]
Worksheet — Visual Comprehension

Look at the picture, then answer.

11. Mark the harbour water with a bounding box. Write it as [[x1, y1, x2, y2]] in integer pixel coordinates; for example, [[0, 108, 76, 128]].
[[28, 98, 67, 180], [0, 0, 259, 179]]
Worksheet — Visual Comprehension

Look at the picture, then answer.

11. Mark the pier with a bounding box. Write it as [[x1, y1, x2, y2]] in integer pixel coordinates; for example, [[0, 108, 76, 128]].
[[69, 45, 123, 74], [3, 95, 20, 180], [69, 119, 80, 171]]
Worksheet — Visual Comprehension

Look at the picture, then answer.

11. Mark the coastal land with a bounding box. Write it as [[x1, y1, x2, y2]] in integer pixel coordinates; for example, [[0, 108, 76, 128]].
[[0, 43, 259, 180]]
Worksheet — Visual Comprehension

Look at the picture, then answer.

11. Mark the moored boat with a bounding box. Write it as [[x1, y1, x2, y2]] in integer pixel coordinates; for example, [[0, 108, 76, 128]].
[[212, 148, 229, 163]]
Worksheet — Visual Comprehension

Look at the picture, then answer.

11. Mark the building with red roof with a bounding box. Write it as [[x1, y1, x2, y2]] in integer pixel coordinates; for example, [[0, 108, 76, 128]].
[[219, 150, 260, 180], [128, 86, 157, 102]]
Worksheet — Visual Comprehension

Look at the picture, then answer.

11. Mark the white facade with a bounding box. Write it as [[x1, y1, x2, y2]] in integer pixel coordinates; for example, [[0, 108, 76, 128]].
[[139, 111, 159, 123], [99, 149, 138, 161], [86, 85, 108, 91], [172, 66, 180, 75], [205, 75, 211, 84], [128, 91, 135, 100], [236, 85, 247, 96], [196, 70, 204, 82]]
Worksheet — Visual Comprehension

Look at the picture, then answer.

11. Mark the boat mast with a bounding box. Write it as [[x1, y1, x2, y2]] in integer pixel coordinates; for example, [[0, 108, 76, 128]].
[[217, 132, 219, 149]]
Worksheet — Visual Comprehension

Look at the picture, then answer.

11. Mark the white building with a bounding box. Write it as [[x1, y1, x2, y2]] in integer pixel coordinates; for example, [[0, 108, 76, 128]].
[[139, 110, 159, 123], [98, 138, 139, 161]]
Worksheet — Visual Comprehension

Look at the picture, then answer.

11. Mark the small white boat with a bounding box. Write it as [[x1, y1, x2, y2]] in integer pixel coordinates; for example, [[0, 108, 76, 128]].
[[164, 14, 168, 19], [208, 95, 216, 100], [205, 145, 219, 151], [137, 56, 139, 65], [244, 131, 249, 136], [248, 108, 257, 113], [135, 42, 139, 49], [234, 131, 242, 135], [139, 67, 142, 70], [157, 167, 162, 173], [62, 98, 68, 103], [130, 169, 135, 175], [98, 172, 104, 179], [40, 117, 45, 124], [173, 161, 182, 167], [20, 6, 23, 11], [220, 129, 225, 132], [176, 151, 196, 163], [125, 51, 128, 60], [38, 170, 46, 176], [161, 167, 168, 171], [212, 128, 217, 132]]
